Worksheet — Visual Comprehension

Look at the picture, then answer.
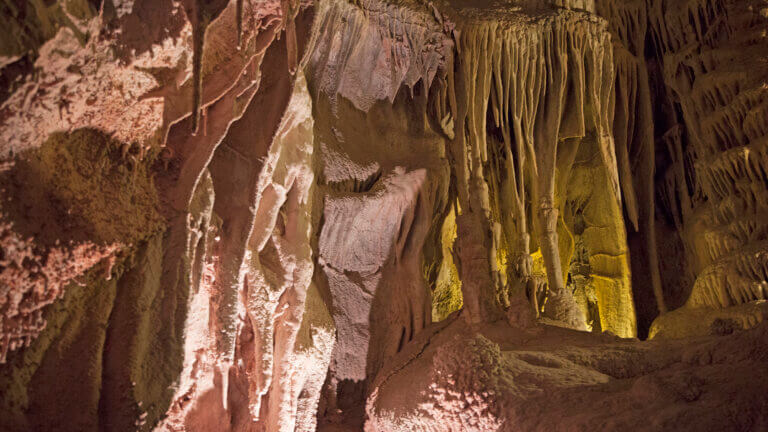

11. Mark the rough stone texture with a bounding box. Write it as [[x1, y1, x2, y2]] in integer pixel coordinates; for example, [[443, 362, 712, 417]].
[[304, 1, 452, 427], [646, 0, 768, 338], [1, 0, 768, 430], [0, 128, 159, 363], [367, 315, 768, 431], [1, 0, 326, 430]]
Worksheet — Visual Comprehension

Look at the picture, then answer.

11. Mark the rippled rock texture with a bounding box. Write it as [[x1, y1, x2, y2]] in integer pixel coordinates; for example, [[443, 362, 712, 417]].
[[1, 0, 767, 430]]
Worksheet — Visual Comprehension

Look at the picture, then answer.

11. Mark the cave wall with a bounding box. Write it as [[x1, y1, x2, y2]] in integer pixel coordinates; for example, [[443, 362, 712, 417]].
[[0, 0, 767, 430], [1, 0, 329, 430], [647, 0, 768, 338], [305, 0, 451, 425]]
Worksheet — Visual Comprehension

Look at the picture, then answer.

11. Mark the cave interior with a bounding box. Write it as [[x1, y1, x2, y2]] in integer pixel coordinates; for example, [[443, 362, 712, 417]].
[[1, 0, 768, 430]]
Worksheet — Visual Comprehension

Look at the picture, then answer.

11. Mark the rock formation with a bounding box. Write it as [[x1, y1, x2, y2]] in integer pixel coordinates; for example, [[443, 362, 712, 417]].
[[0, 0, 767, 430]]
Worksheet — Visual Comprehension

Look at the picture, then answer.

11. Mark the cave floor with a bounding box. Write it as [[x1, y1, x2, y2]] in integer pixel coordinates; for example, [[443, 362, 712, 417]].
[[365, 314, 768, 431]]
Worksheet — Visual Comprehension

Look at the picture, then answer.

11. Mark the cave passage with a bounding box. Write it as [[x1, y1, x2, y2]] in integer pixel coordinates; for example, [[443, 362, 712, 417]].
[[1, 0, 768, 431]]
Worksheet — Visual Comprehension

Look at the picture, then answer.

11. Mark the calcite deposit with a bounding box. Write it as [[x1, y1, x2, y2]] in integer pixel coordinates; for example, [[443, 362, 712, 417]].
[[1, 0, 767, 430]]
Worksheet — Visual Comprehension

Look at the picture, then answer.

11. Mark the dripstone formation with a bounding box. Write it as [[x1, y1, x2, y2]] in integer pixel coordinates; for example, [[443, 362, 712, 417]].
[[1, 0, 767, 430]]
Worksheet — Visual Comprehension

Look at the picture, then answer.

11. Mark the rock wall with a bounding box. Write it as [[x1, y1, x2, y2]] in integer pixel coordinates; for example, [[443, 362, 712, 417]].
[[1, 0, 767, 430], [647, 0, 768, 338], [305, 0, 451, 425], [1, 0, 329, 430]]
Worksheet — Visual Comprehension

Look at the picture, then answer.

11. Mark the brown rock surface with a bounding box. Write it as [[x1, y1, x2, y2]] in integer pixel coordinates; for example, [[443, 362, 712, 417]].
[[1, 0, 767, 430]]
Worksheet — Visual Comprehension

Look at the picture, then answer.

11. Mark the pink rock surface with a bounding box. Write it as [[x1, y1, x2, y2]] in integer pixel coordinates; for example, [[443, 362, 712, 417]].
[[1, 0, 768, 431]]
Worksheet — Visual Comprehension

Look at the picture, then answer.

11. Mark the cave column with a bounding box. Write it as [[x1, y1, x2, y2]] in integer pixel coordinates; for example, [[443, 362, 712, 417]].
[[448, 30, 507, 324], [536, 194, 566, 295], [454, 211, 504, 323], [532, 29, 569, 298], [499, 124, 533, 298]]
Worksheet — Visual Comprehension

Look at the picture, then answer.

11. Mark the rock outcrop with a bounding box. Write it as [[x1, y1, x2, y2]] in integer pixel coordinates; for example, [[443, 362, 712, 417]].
[[1, 0, 767, 430]]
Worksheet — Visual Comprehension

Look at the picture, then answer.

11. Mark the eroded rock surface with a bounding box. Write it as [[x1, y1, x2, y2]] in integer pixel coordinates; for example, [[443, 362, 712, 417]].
[[1, 0, 768, 430], [367, 316, 768, 431]]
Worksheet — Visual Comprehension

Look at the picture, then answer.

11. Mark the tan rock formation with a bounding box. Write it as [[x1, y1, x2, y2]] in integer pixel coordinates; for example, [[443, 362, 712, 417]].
[[1, 0, 767, 430]]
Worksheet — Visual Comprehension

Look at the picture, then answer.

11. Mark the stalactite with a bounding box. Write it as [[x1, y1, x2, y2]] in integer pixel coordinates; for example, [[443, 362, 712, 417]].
[[597, 0, 667, 320], [237, 0, 244, 48], [284, 0, 299, 74], [183, 0, 231, 135], [426, 2, 633, 333], [185, 0, 205, 135], [6, 0, 768, 429], [647, 0, 768, 322]]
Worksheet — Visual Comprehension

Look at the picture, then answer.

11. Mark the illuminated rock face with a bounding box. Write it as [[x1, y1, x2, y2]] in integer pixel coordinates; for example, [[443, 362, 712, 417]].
[[645, 0, 768, 338], [1, 0, 768, 431], [366, 314, 768, 432]]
